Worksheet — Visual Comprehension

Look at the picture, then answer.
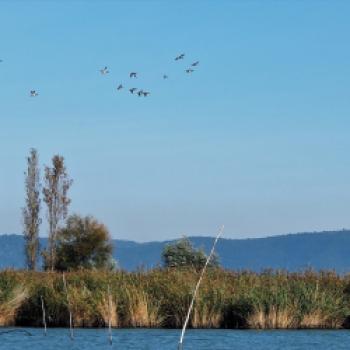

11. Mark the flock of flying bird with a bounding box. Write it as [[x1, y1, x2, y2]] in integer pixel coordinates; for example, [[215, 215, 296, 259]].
[[99, 53, 199, 98], [1, 53, 198, 98]]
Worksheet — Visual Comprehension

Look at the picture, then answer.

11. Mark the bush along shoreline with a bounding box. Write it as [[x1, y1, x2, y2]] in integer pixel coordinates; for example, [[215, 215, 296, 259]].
[[1, 269, 350, 329]]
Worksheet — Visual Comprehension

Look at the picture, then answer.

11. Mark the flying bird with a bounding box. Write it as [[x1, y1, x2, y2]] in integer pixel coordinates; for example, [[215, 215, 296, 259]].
[[191, 61, 199, 66], [129, 72, 137, 78], [185, 68, 194, 74], [117, 84, 123, 90], [129, 88, 137, 94], [175, 53, 185, 61], [100, 66, 109, 75], [30, 90, 38, 97], [163, 74, 168, 79], [143, 91, 150, 97]]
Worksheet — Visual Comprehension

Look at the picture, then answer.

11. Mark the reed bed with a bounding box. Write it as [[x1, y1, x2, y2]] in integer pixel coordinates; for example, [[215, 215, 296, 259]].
[[1, 269, 350, 329]]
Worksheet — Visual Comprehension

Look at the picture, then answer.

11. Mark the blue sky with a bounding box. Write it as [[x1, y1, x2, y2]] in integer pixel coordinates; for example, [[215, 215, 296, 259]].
[[0, 1, 350, 241]]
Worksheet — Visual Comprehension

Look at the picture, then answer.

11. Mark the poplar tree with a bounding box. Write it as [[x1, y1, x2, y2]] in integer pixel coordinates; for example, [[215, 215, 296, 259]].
[[42, 155, 73, 271], [22, 148, 41, 270]]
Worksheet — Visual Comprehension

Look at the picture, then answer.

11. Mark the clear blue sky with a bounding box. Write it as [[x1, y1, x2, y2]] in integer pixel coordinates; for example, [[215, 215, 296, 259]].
[[0, 1, 350, 241]]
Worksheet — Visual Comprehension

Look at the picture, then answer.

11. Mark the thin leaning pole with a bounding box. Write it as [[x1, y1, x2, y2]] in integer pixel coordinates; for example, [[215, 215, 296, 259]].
[[40, 295, 47, 336], [62, 273, 74, 340], [178, 225, 224, 350], [107, 284, 113, 346]]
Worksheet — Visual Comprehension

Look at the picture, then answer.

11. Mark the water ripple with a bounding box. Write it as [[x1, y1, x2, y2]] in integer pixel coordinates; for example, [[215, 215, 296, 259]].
[[0, 328, 349, 350]]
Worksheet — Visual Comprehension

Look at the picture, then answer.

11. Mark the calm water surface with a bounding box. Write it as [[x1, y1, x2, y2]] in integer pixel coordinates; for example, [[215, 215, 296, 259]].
[[0, 328, 349, 350]]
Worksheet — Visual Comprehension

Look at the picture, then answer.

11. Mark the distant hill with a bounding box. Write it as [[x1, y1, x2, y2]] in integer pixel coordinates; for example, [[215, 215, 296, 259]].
[[1, 230, 350, 272]]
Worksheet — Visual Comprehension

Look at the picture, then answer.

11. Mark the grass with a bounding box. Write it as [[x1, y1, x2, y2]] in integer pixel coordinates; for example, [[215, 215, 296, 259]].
[[0, 269, 350, 329]]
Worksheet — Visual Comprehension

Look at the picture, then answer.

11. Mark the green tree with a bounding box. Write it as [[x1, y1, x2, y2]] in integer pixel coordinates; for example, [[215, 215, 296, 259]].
[[42, 155, 72, 271], [22, 148, 41, 270], [54, 214, 114, 271], [162, 237, 219, 270]]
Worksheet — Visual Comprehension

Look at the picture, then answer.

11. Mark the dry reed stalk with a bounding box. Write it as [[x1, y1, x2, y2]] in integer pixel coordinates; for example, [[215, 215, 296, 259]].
[[300, 311, 334, 328], [0, 286, 28, 326], [67, 284, 96, 327], [97, 293, 119, 327], [247, 306, 298, 329], [192, 304, 222, 328], [125, 288, 162, 327]]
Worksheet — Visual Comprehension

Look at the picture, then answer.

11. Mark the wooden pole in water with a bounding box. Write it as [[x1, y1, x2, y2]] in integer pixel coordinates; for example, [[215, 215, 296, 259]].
[[40, 295, 47, 336], [178, 225, 224, 350], [107, 284, 113, 345], [62, 273, 74, 340]]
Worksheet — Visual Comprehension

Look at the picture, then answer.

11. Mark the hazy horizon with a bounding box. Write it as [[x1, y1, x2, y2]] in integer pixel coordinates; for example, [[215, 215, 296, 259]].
[[1, 1, 350, 241], [1, 227, 349, 244]]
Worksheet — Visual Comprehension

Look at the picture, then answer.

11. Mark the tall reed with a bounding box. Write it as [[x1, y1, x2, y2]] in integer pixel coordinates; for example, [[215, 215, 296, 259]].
[[0, 269, 349, 329]]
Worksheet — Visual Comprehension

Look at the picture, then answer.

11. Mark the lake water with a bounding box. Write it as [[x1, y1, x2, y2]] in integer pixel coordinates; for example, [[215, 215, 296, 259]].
[[0, 328, 349, 350]]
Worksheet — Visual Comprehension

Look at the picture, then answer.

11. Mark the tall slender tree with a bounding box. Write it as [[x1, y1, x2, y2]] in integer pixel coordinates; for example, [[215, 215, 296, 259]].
[[22, 148, 41, 270], [42, 155, 73, 271]]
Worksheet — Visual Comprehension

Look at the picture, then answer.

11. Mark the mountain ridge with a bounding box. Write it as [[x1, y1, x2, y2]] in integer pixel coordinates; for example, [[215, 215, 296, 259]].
[[1, 230, 350, 272]]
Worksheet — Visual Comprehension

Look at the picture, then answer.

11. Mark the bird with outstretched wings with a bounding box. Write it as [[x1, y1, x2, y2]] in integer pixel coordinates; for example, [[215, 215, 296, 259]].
[[175, 53, 185, 61], [100, 66, 109, 75]]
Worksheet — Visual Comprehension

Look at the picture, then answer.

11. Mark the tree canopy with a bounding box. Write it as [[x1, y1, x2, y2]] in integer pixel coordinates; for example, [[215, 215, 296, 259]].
[[22, 148, 41, 271], [162, 237, 219, 270], [42, 154, 72, 271], [54, 214, 114, 271]]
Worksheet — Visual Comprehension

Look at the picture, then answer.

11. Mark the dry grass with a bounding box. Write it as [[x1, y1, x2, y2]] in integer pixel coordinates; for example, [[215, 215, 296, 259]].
[[247, 306, 299, 329], [192, 289, 224, 328], [300, 311, 330, 328], [0, 286, 28, 326], [123, 287, 162, 327], [97, 291, 119, 327], [1, 269, 350, 329]]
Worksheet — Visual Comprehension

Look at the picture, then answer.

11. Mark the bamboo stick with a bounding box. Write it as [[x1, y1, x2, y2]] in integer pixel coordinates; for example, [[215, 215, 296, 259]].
[[62, 273, 74, 340], [40, 295, 47, 336], [178, 225, 224, 350]]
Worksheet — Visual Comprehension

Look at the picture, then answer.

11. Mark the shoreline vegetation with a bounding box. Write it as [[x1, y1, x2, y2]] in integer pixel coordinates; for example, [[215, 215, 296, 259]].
[[1, 269, 350, 330], [14, 150, 350, 332]]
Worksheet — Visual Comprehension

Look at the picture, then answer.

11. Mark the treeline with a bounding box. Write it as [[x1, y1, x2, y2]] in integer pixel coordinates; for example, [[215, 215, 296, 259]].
[[22, 149, 115, 272], [21, 149, 214, 272], [0, 269, 350, 329]]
